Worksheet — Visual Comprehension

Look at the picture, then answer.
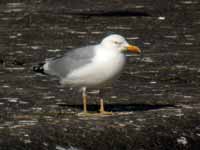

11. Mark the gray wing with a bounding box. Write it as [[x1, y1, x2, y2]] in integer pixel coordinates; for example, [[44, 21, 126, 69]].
[[45, 45, 96, 78]]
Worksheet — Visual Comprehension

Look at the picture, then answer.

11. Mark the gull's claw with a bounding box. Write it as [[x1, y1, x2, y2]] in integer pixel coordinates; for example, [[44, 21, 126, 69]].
[[77, 111, 113, 117], [99, 110, 113, 115]]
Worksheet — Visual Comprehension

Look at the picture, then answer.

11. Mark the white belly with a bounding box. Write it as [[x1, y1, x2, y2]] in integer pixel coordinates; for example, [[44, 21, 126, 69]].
[[62, 50, 125, 87]]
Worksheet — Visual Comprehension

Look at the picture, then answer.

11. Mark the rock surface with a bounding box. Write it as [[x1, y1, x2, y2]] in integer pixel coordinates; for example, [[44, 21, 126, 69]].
[[0, 0, 200, 150]]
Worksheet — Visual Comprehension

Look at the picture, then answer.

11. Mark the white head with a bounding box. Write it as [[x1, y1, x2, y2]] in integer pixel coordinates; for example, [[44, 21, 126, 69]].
[[100, 34, 141, 53]]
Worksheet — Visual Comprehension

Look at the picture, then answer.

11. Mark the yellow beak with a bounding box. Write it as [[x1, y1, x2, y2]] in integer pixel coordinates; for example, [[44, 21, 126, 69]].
[[127, 45, 141, 54]]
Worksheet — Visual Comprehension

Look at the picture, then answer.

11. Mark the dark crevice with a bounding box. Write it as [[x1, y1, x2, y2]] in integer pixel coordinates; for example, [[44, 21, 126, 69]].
[[47, 9, 151, 17], [58, 103, 177, 112], [65, 11, 151, 17]]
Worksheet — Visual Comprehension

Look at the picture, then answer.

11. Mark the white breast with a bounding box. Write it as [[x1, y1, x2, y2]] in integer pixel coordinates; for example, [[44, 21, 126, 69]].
[[62, 46, 126, 87]]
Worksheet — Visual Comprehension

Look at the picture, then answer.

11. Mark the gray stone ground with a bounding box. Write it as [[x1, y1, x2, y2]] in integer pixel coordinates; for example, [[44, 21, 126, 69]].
[[0, 0, 200, 150]]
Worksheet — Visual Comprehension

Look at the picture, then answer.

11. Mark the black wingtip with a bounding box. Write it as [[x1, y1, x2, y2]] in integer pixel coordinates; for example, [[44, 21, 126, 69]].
[[33, 63, 46, 74]]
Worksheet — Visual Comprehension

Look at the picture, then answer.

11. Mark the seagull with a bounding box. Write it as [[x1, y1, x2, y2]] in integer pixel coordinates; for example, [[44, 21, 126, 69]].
[[33, 34, 141, 116]]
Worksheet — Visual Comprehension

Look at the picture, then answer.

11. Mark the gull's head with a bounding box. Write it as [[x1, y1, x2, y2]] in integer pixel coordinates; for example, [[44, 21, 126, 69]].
[[100, 34, 141, 53]]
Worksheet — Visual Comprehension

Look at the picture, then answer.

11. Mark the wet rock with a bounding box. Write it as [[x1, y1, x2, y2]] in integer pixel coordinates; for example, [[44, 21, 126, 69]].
[[0, 0, 200, 150]]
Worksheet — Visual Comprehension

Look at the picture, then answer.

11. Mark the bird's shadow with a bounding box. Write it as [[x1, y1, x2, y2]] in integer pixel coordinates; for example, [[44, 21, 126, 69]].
[[58, 103, 177, 112]]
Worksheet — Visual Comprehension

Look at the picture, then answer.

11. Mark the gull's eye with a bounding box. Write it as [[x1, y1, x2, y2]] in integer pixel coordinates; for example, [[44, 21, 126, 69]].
[[113, 41, 122, 45]]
